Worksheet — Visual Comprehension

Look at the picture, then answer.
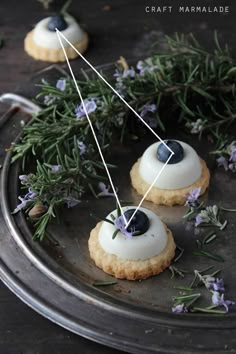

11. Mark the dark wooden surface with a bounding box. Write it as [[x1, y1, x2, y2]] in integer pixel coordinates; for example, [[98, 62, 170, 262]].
[[0, 0, 236, 353]]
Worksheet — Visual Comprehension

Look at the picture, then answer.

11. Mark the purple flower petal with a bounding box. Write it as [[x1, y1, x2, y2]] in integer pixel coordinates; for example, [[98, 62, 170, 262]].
[[140, 104, 158, 128], [114, 215, 134, 239], [184, 187, 201, 207], [77, 140, 86, 156], [51, 165, 62, 173], [19, 175, 29, 183], [229, 147, 236, 162], [114, 68, 136, 80], [75, 98, 97, 119], [172, 304, 188, 313], [212, 278, 225, 292], [56, 79, 66, 91], [212, 292, 235, 312], [97, 182, 116, 198], [140, 104, 157, 118], [216, 156, 228, 171], [195, 214, 203, 227]]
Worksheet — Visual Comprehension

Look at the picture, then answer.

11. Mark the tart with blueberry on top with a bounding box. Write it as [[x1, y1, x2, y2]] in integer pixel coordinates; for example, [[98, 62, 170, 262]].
[[88, 206, 175, 280], [24, 14, 88, 62], [130, 140, 210, 206]]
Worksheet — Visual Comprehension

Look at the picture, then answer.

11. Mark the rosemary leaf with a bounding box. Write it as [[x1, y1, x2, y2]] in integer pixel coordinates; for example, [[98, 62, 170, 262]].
[[193, 250, 224, 262], [92, 280, 117, 287]]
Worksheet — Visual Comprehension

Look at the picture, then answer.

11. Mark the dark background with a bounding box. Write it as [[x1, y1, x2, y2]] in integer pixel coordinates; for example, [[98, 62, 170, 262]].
[[0, 0, 235, 353]]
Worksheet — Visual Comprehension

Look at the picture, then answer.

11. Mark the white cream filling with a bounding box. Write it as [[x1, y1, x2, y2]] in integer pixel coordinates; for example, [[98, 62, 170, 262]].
[[32, 15, 83, 49], [139, 141, 202, 190], [98, 206, 168, 261]]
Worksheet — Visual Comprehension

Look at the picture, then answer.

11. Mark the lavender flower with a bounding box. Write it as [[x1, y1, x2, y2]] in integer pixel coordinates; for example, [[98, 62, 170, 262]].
[[186, 119, 205, 134], [115, 80, 126, 97], [212, 292, 235, 312], [56, 79, 66, 91], [51, 165, 62, 173], [203, 275, 216, 289], [209, 278, 225, 292], [75, 98, 97, 119], [97, 182, 116, 198], [19, 175, 29, 183], [77, 140, 86, 156], [216, 142, 236, 172], [136, 60, 159, 76], [114, 68, 136, 80], [12, 187, 37, 214], [24, 187, 37, 200], [140, 104, 158, 128], [114, 215, 134, 239], [184, 187, 201, 208], [172, 304, 188, 313], [230, 148, 236, 162], [64, 197, 81, 208], [216, 156, 228, 171], [44, 94, 56, 106], [195, 214, 203, 227]]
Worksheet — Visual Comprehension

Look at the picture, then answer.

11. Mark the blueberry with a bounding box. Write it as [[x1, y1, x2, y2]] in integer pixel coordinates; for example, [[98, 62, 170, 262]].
[[124, 209, 150, 236], [157, 140, 184, 164], [47, 15, 68, 32]]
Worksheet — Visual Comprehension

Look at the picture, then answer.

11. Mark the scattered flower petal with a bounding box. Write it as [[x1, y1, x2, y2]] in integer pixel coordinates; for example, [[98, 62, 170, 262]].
[[216, 156, 228, 171], [172, 304, 188, 313], [211, 292, 235, 312], [97, 182, 116, 198]]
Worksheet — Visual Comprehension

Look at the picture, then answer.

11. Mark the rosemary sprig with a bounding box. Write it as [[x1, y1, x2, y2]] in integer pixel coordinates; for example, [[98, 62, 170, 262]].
[[92, 280, 117, 287], [11, 32, 236, 240], [192, 250, 224, 262]]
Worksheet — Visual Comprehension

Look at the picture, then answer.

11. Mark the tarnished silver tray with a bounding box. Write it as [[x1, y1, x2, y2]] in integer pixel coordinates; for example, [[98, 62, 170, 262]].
[[0, 65, 236, 354]]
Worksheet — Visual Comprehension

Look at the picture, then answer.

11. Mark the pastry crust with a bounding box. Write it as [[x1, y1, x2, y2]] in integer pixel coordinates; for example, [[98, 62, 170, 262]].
[[88, 221, 176, 280], [24, 30, 88, 62], [130, 158, 210, 206]]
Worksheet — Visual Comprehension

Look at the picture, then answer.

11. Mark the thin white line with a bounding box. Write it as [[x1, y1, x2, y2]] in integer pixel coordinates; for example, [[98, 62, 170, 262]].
[[125, 152, 174, 229], [55, 29, 173, 155], [56, 29, 174, 228], [56, 31, 124, 216]]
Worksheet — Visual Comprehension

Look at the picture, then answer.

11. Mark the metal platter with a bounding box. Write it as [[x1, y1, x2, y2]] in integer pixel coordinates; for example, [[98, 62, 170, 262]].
[[0, 65, 236, 354]]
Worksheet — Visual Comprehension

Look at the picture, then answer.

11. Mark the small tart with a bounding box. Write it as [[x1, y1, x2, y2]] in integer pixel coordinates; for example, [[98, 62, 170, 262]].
[[24, 30, 88, 62], [130, 158, 210, 206], [24, 15, 88, 62], [88, 207, 176, 280]]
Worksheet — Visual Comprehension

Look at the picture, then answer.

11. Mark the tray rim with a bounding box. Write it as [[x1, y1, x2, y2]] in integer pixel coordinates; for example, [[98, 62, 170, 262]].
[[1, 61, 236, 353]]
